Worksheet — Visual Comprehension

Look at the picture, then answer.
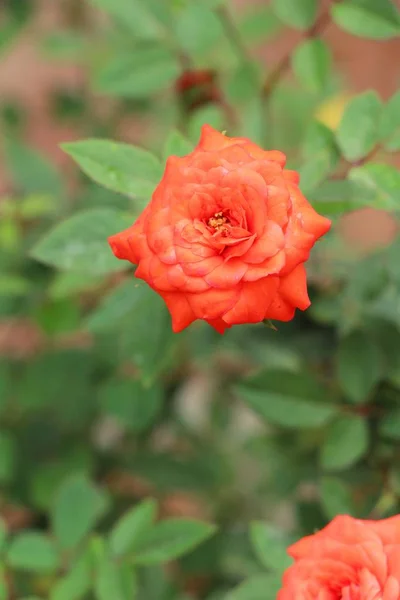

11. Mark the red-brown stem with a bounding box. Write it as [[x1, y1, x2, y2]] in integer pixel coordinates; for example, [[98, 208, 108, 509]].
[[262, 6, 334, 97]]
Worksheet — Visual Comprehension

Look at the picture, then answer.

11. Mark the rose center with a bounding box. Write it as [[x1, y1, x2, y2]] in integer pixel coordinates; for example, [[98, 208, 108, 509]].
[[207, 211, 230, 235]]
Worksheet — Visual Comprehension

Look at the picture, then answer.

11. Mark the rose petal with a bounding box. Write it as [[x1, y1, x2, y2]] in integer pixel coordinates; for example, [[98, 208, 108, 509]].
[[278, 263, 310, 310], [205, 258, 248, 288], [222, 276, 280, 325], [206, 318, 231, 334], [244, 221, 285, 264], [224, 234, 256, 260], [187, 287, 240, 320], [264, 292, 295, 322], [243, 250, 285, 281], [159, 291, 196, 333], [181, 255, 223, 276]]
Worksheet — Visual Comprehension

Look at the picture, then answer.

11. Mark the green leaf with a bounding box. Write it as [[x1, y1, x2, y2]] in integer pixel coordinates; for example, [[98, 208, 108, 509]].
[[50, 551, 92, 600], [348, 163, 400, 211], [89, 0, 162, 39], [109, 499, 157, 557], [30, 209, 131, 275], [235, 371, 337, 429], [99, 379, 163, 432], [3, 138, 63, 197], [174, 2, 222, 57], [62, 139, 163, 200], [299, 121, 339, 193], [51, 474, 109, 550], [271, 0, 318, 30], [95, 557, 137, 600], [336, 91, 382, 161], [320, 477, 355, 519], [337, 330, 383, 403], [133, 519, 216, 564], [86, 280, 142, 333], [7, 532, 59, 572], [379, 409, 400, 441], [0, 275, 30, 298], [238, 6, 282, 43], [320, 415, 369, 471], [249, 522, 292, 574], [292, 39, 331, 92], [163, 130, 193, 162], [225, 62, 262, 105], [308, 180, 358, 217], [94, 46, 180, 99], [0, 431, 15, 483], [119, 286, 175, 385], [49, 271, 102, 300], [379, 90, 400, 150], [331, 0, 400, 40], [227, 574, 283, 600]]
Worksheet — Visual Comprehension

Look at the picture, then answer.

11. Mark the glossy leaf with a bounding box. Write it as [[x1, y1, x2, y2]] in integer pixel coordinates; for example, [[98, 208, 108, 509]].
[[320, 416, 369, 471], [236, 371, 337, 429], [94, 558, 137, 600], [109, 499, 157, 557], [86, 280, 143, 333], [379, 90, 400, 150], [50, 551, 92, 600], [51, 474, 109, 550], [227, 574, 283, 600], [62, 139, 163, 199], [292, 39, 331, 92], [31, 209, 131, 275], [99, 379, 163, 432], [249, 522, 292, 573], [94, 46, 180, 99], [89, 0, 162, 39], [336, 91, 382, 161], [174, 1, 223, 57], [239, 5, 282, 43], [337, 330, 384, 403], [320, 477, 355, 519], [4, 138, 63, 197], [271, 0, 318, 30], [349, 163, 400, 210], [133, 519, 216, 564], [7, 532, 59, 572], [331, 0, 400, 40], [299, 121, 339, 193]]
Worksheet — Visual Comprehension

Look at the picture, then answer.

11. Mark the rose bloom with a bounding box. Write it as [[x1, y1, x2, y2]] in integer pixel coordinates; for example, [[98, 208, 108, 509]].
[[278, 514, 400, 599], [109, 125, 331, 333]]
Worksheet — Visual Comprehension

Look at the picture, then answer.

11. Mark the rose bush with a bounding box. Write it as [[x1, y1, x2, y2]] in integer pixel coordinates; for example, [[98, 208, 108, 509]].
[[278, 514, 400, 599], [109, 125, 331, 333]]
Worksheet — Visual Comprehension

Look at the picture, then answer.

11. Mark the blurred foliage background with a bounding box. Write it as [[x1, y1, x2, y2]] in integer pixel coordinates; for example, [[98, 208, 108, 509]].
[[0, 0, 400, 598]]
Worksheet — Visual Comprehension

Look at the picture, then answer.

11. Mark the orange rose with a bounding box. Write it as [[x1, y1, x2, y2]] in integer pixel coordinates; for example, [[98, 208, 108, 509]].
[[109, 125, 331, 333], [278, 514, 400, 599]]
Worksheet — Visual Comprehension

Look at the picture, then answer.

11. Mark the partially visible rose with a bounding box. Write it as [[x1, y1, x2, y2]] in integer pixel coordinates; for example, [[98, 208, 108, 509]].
[[175, 69, 219, 112], [109, 125, 331, 333], [278, 514, 400, 599], [175, 69, 217, 94]]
